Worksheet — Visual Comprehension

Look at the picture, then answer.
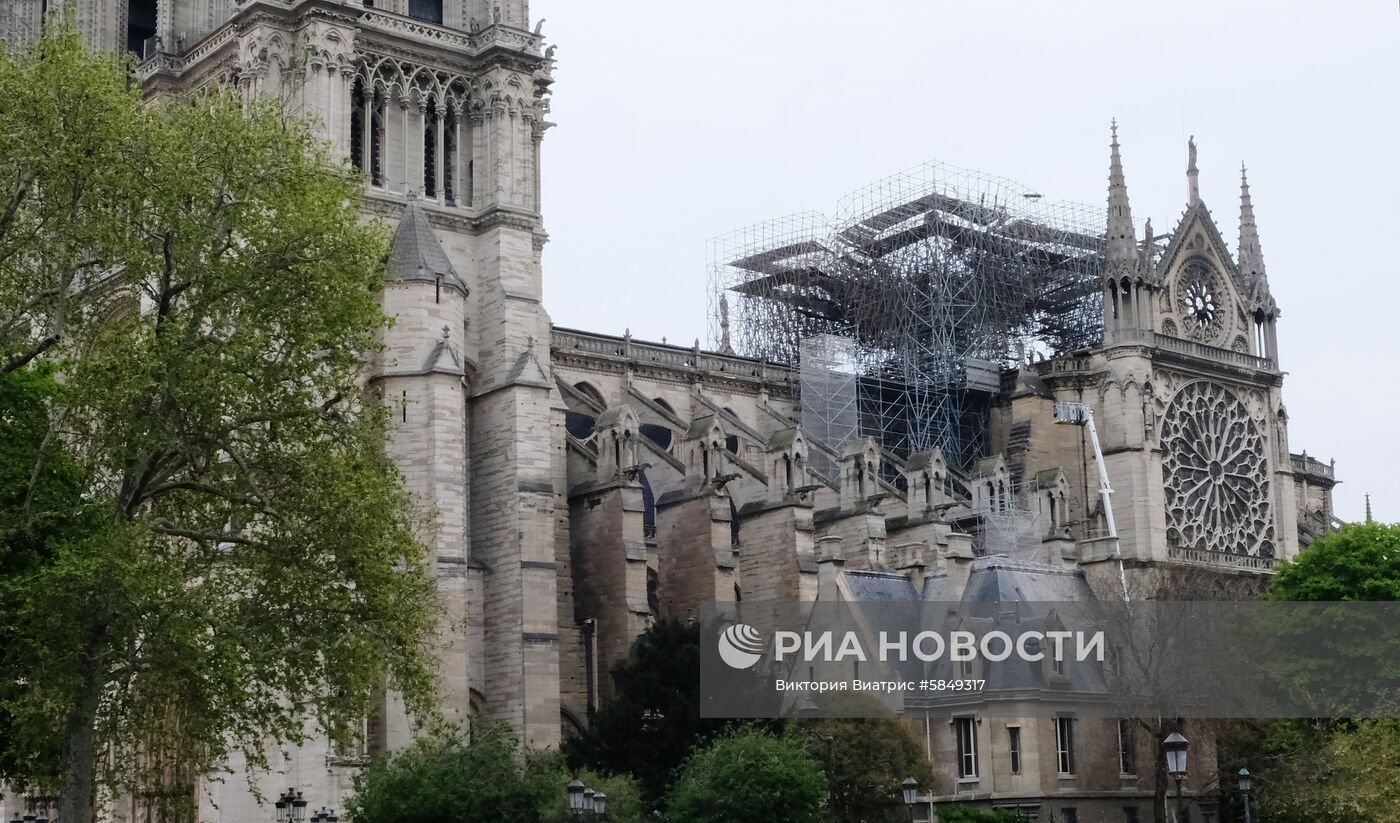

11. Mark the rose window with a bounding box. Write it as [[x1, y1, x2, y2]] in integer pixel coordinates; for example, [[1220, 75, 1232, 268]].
[[1178, 261, 1225, 343], [1161, 381, 1274, 557]]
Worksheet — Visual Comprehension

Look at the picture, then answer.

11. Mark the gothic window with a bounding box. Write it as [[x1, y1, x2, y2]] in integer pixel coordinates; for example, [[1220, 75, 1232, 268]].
[[408, 0, 444, 24], [423, 97, 438, 199], [443, 107, 458, 205], [1177, 260, 1227, 344], [369, 88, 385, 186], [1160, 381, 1274, 557], [350, 79, 366, 172]]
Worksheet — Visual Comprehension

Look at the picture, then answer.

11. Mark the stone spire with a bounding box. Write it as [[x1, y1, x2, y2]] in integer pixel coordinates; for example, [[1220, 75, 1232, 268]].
[[1187, 135, 1200, 205], [1105, 119, 1138, 274], [1237, 164, 1277, 316]]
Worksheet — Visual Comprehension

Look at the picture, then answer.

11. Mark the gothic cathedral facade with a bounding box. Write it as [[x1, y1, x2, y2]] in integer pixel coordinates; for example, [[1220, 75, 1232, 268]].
[[0, 2, 1339, 821]]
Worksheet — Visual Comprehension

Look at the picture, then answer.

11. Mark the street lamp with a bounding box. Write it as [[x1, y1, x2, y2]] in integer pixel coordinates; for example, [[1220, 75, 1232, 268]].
[[1163, 733, 1189, 823], [275, 789, 308, 823], [583, 788, 596, 815], [566, 779, 586, 816], [593, 791, 608, 818], [309, 808, 338, 822], [901, 777, 919, 822], [1238, 767, 1252, 823]]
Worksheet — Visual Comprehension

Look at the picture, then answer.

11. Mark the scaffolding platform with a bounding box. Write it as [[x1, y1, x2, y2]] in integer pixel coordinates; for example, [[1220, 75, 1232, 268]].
[[709, 159, 1107, 468]]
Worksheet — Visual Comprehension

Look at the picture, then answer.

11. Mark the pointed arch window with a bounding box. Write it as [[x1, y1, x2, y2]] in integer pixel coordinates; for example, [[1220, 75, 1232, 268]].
[[443, 104, 458, 205], [351, 80, 386, 187], [423, 96, 439, 199]]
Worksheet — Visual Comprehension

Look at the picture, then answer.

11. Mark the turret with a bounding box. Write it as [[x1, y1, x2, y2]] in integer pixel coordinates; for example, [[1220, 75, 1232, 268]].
[[1103, 120, 1155, 343], [1238, 164, 1280, 364]]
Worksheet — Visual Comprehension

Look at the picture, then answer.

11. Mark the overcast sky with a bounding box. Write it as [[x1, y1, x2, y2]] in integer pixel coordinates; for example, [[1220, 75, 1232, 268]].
[[530, 0, 1399, 524]]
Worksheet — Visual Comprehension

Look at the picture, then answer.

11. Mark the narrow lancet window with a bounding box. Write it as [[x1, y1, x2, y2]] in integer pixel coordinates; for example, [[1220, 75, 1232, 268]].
[[423, 98, 438, 199]]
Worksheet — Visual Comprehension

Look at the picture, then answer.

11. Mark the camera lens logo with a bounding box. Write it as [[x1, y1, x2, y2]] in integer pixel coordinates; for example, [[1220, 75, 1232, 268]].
[[718, 623, 764, 669]]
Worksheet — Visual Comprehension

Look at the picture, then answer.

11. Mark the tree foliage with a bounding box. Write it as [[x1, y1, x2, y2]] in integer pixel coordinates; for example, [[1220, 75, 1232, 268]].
[[565, 618, 730, 805], [798, 717, 934, 822], [524, 751, 646, 823], [665, 726, 827, 823], [346, 727, 542, 823], [1269, 522, 1400, 602], [1221, 522, 1400, 823], [0, 23, 437, 819]]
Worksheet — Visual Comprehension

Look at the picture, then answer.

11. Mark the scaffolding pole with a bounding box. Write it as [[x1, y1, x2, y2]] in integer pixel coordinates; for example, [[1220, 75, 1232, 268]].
[[709, 159, 1107, 469]]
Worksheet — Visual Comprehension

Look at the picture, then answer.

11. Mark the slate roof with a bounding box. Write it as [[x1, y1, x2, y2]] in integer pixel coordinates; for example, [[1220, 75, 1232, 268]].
[[387, 196, 467, 292]]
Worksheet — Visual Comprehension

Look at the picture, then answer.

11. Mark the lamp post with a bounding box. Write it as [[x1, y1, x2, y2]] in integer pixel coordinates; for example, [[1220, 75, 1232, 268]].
[[1238, 768, 1252, 823], [1163, 733, 1189, 823], [901, 777, 919, 822], [567, 779, 586, 817], [275, 788, 309, 823], [309, 808, 339, 822], [593, 791, 608, 819]]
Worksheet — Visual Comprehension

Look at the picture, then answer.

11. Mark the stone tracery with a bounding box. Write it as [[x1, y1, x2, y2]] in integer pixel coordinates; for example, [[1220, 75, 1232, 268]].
[[1160, 380, 1274, 557]]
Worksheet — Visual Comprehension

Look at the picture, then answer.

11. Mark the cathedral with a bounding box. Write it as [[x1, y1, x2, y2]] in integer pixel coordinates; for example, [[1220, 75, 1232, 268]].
[[0, 1, 1341, 822]]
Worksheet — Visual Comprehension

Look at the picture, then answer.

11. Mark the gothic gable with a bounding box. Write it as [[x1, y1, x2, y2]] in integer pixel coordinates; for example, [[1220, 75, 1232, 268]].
[[1154, 202, 1252, 352]]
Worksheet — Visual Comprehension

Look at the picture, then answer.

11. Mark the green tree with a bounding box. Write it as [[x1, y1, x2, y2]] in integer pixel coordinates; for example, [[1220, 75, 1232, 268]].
[[346, 727, 542, 823], [1269, 522, 1400, 601], [665, 726, 827, 823], [799, 717, 935, 822], [565, 618, 730, 805], [0, 24, 437, 820], [524, 751, 646, 823], [1242, 522, 1400, 822]]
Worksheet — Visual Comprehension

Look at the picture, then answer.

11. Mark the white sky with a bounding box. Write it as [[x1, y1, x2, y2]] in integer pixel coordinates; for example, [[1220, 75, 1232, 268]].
[[531, 0, 1400, 524]]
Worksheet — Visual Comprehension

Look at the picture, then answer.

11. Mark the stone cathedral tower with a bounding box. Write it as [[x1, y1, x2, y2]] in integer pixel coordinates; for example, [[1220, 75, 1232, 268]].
[[0, 0, 562, 816]]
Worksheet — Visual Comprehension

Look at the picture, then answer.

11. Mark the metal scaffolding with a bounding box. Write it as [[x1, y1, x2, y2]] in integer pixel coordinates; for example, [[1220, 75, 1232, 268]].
[[709, 160, 1106, 469]]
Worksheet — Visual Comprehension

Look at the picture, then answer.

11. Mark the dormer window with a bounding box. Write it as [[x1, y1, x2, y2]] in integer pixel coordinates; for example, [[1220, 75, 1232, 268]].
[[408, 0, 443, 24]]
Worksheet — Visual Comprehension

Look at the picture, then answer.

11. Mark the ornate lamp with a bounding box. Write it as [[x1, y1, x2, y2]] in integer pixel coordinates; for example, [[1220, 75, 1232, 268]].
[[1239, 767, 1253, 823], [901, 777, 919, 806], [566, 779, 586, 815], [1163, 733, 1189, 822]]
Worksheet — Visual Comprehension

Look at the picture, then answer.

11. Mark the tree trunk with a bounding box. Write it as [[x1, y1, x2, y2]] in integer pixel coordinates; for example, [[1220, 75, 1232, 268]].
[[58, 622, 106, 823]]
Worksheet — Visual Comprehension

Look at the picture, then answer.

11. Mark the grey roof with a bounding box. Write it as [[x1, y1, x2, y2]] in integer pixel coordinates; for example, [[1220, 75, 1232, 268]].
[[1011, 368, 1052, 399], [844, 569, 920, 602], [835, 556, 1111, 694], [387, 196, 467, 292]]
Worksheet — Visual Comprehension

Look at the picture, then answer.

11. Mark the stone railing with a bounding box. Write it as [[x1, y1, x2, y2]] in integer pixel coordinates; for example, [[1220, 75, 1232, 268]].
[[551, 327, 797, 388], [359, 11, 541, 55], [1167, 544, 1277, 572], [134, 19, 238, 80], [359, 9, 473, 50], [1290, 452, 1335, 481], [1143, 331, 1275, 371]]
